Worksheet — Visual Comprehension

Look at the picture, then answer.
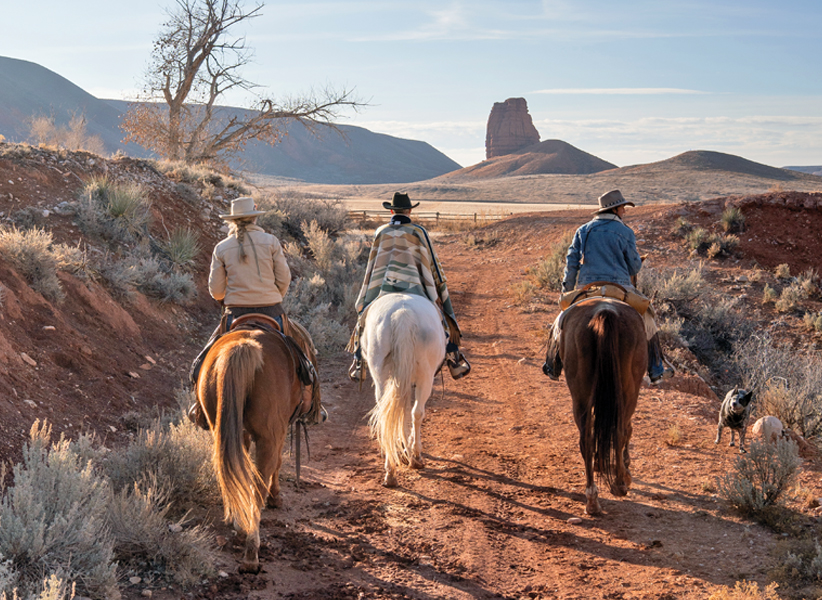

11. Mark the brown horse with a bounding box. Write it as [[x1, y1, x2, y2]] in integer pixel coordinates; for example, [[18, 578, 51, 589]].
[[196, 323, 323, 573], [558, 298, 647, 516]]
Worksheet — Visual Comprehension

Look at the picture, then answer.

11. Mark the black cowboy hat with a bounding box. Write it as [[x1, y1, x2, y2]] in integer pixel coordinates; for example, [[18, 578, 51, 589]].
[[382, 192, 420, 210]]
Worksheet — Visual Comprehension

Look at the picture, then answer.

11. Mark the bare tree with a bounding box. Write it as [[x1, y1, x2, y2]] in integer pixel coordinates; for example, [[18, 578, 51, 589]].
[[121, 0, 361, 165]]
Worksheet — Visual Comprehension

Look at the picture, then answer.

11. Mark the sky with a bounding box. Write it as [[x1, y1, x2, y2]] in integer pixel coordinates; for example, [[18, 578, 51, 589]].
[[2, 0, 821, 168]]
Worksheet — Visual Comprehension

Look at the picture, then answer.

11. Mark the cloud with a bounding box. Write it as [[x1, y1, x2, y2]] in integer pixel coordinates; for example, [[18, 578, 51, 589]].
[[531, 88, 711, 95]]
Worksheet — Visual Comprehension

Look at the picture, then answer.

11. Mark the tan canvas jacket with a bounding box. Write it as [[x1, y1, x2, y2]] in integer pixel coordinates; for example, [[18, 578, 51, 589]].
[[208, 225, 291, 307]]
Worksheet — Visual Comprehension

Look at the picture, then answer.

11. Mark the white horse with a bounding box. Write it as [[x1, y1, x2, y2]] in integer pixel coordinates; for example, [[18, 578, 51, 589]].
[[362, 293, 446, 487]]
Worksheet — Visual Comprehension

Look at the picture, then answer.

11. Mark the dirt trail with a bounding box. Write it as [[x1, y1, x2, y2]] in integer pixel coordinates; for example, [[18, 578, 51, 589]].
[[133, 208, 822, 600]]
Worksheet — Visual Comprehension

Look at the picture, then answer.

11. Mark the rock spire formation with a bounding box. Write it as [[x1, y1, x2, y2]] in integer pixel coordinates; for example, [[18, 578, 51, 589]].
[[485, 97, 540, 159]]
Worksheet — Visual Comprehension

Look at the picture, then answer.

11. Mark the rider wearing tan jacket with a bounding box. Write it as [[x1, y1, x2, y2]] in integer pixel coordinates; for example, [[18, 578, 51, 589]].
[[189, 197, 291, 407]]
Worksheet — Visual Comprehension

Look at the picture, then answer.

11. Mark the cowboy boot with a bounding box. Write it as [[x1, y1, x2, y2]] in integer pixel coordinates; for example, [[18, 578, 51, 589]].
[[187, 401, 210, 430], [446, 349, 471, 379], [648, 333, 674, 384], [348, 348, 366, 382], [542, 337, 562, 381]]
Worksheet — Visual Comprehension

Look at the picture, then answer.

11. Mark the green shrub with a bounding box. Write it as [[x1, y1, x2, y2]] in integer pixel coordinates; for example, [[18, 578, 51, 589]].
[[720, 206, 746, 233], [78, 178, 151, 246], [159, 228, 202, 271], [0, 422, 118, 599], [716, 438, 801, 517], [684, 228, 738, 257], [97, 253, 196, 304], [0, 227, 63, 301]]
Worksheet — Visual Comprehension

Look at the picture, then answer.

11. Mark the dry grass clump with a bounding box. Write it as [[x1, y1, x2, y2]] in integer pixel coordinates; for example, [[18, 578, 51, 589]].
[[464, 231, 500, 248], [762, 284, 778, 304], [637, 263, 705, 301], [78, 177, 151, 245], [28, 113, 105, 155], [258, 190, 349, 241], [774, 263, 791, 280], [283, 221, 366, 355], [720, 206, 746, 233], [0, 227, 63, 301], [735, 336, 822, 441], [106, 481, 214, 586], [151, 160, 248, 195], [716, 438, 801, 518], [708, 581, 780, 600], [666, 423, 682, 445], [803, 311, 822, 332]]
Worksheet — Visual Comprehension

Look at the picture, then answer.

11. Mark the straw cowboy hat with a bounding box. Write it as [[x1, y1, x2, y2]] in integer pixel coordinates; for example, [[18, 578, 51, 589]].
[[594, 189, 635, 214], [220, 197, 266, 220], [382, 192, 420, 211]]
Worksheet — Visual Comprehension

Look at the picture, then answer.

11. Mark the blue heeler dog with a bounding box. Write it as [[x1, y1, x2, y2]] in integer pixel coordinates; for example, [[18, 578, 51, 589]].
[[715, 387, 754, 453]]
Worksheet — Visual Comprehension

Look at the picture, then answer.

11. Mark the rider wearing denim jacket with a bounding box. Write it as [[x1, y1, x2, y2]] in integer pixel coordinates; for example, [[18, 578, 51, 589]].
[[562, 212, 643, 292], [544, 190, 673, 384]]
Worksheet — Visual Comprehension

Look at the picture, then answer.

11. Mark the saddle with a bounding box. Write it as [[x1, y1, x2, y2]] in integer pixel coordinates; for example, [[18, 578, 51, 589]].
[[229, 313, 316, 387], [559, 281, 651, 315]]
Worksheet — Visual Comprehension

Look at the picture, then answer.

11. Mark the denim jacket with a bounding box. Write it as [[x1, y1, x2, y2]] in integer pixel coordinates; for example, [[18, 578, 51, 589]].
[[562, 213, 642, 292]]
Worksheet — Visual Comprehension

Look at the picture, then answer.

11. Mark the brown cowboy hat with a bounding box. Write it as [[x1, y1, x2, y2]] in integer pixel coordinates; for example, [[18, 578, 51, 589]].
[[382, 192, 420, 210], [594, 189, 635, 214], [219, 196, 265, 220]]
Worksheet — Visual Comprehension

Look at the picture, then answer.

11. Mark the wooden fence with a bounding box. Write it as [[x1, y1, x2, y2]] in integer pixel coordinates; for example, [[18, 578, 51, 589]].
[[347, 210, 509, 224]]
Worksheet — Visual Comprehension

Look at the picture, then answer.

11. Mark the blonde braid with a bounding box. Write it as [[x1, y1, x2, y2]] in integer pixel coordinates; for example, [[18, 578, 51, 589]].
[[228, 217, 256, 261]]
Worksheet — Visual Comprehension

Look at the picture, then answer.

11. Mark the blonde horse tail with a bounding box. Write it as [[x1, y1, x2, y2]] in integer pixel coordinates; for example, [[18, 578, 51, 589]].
[[589, 308, 622, 487], [368, 310, 417, 471], [213, 338, 266, 535]]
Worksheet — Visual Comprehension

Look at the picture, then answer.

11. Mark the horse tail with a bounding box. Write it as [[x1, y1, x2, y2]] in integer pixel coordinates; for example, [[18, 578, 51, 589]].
[[213, 338, 266, 535], [589, 308, 622, 486], [368, 309, 417, 471]]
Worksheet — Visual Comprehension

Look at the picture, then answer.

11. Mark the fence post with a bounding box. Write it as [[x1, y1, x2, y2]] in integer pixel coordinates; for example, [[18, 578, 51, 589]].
[[474, 213, 477, 223], [436, 212, 440, 224]]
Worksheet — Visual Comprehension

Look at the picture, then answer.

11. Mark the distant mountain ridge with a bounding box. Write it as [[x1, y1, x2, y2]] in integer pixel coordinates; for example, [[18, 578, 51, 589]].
[[784, 165, 822, 177], [0, 55, 461, 184], [438, 139, 617, 180], [622, 150, 807, 181]]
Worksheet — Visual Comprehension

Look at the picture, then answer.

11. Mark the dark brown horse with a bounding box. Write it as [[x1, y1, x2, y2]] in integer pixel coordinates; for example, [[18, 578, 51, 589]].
[[196, 323, 323, 573], [558, 298, 647, 515]]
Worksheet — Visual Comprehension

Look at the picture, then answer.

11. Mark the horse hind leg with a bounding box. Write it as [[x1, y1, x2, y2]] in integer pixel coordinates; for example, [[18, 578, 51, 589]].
[[383, 455, 398, 488], [580, 432, 602, 515], [239, 526, 261, 574], [409, 380, 432, 470]]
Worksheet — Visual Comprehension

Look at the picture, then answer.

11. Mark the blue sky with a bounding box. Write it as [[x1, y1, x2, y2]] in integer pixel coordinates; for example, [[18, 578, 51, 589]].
[[2, 0, 821, 168]]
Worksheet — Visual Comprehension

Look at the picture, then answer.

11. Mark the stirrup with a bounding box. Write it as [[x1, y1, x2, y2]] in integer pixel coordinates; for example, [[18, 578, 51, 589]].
[[348, 359, 365, 383], [447, 351, 471, 380]]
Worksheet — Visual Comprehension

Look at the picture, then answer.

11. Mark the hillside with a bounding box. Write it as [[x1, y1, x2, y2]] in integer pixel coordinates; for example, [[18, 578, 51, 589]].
[[285, 148, 822, 206], [438, 138, 617, 180], [3, 143, 822, 599], [0, 55, 461, 184]]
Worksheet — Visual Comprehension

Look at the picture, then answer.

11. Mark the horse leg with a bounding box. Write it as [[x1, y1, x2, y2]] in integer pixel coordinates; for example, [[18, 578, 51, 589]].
[[409, 380, 432, 469], [579, 424, 602, 516], [383, 454, 398, 488], [255, 436, 283, 509], [239, 525, 261, 574]]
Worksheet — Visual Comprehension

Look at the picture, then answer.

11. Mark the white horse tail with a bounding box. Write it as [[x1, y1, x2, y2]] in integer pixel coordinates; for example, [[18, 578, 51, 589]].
[[368, 308, 417, 471]]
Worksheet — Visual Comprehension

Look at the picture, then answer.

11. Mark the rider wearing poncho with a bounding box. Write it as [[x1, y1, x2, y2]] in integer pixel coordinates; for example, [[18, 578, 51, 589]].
[[543, 189, 674, 384], [347, 192, 471, 381]]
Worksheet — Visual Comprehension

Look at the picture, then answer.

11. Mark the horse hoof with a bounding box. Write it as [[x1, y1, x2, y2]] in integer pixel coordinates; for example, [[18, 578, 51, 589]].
[[610, 484, 629, 497], [266, 494, 282, 509], [238, 561, 261, 574], [585, 503, 603, 516], [409, 457, 425, 470], [383, 474, 397, 488]]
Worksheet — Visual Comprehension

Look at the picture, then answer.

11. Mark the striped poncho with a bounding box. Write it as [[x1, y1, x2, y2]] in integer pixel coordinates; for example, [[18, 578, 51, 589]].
[[354, 218, 459, 332]]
